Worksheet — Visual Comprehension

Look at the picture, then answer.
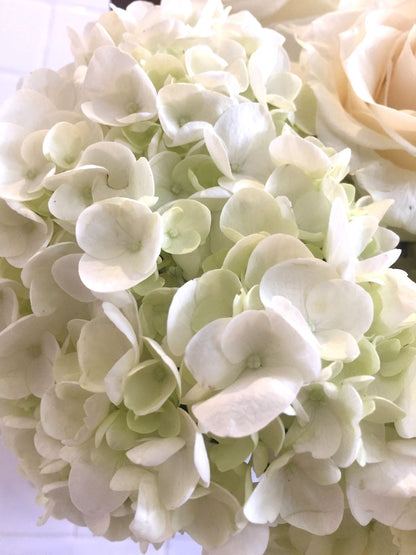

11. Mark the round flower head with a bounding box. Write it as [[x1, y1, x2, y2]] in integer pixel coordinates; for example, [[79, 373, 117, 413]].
[[0, 1, 416, 554]]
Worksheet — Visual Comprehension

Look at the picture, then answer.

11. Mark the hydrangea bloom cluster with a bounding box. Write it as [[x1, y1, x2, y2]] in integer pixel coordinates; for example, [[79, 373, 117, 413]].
[[1, 0, 416, 553]]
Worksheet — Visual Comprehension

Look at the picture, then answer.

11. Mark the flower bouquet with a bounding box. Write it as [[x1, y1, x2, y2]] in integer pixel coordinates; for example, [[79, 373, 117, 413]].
[[1, 0, 416, 553]]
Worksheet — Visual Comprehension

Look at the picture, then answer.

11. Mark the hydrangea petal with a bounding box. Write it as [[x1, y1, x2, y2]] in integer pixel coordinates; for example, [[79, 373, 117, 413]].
[[306, 279, 373, 338], [158, 410, 209, 509], [181, 484, 242, 550], [158, 83, 235, 146], [220, 187, 297, 242], [185, 317, 239, 389], [193, 368, 303, 437], [260, 258, 337, 317], [269, 132, 331, 178], [203, 523, 270, 555], [130, 472, 172, 544], [76, 198, 162, 292], [82, 46, 157, 126], [315, 329, 360, 362], [51, 253, 96, 303], [211, 102, 276, 182], [245, 233, 314, 288], [69, 461, 129, 518], [126, 437, 185, 466]]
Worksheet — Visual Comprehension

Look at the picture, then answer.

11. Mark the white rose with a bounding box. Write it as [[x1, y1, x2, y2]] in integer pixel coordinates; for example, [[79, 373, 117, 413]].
[[225, 0, 339, 25], [301, 0, 416, 236]]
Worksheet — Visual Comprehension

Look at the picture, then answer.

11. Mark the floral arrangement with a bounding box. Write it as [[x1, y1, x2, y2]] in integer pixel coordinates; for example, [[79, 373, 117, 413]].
[[1, 0, 416, 553]]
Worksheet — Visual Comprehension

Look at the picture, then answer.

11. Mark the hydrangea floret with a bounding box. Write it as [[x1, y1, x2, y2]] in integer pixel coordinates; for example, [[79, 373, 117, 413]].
[[1, 1, 416, 554]]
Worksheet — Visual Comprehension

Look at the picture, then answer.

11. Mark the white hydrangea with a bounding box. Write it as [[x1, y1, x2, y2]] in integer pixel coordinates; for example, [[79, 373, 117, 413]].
[[0, 1, 415, 554]]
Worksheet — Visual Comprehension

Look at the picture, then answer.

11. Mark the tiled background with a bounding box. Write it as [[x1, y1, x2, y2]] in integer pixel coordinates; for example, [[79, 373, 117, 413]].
[[0, 0, 110, 104], [0, 0, 199, 552]]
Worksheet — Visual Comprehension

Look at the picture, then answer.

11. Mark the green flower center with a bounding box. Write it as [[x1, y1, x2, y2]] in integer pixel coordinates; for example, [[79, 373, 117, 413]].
[[126, 101, 140, 114], [168, 228, 179, 239], [26, 168, 38, 180], [129, 239, 142, 252], [247, 353, 262, 370], [64, 155, 76, 165]]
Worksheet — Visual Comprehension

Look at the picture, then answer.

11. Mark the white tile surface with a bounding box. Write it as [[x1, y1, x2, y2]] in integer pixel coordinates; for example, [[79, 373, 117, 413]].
[[0, 1, 201, 552], [0, 0, 109, 103], [0, 0, 52, 73]]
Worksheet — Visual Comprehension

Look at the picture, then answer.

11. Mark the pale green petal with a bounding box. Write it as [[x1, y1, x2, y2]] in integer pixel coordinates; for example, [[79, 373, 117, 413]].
[[123, 359, 177, 415], [182, 484, 242, 549], [43, 122, 83, 169], [126, 437, 185, 466], [157, 83, 235, 146], [162, 199, 211, 255], [78, 314, 132, 392], [220, 187, 297, 242]]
